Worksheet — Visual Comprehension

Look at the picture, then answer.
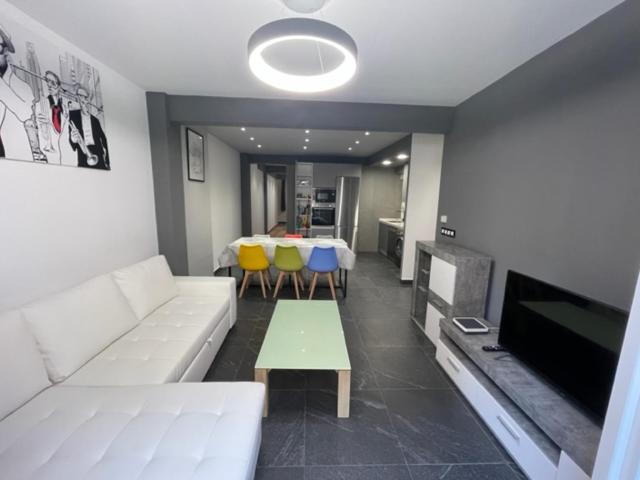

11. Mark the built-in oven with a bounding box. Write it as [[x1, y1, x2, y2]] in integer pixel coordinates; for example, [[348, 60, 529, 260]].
[[312, 206, 335, 227], [314, 188, 336, 204]]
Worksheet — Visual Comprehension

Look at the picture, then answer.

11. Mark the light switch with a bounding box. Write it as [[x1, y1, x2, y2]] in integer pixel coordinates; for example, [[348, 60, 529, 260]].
[[440, 215, 448, 224]]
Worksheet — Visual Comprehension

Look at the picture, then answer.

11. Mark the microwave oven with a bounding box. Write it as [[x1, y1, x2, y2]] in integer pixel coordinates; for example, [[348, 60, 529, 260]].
[[314, 188, 336, 204]]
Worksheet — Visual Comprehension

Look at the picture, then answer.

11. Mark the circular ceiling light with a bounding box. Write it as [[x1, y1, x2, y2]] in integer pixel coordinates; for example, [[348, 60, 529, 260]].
[[382, 159, 392, 166], [248, 18, 357, 93], [396, 153, 409, 160]]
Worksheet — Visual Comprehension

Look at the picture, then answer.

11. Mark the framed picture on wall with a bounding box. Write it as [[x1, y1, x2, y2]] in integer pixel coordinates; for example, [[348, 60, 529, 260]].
[[186, 128, 205, 182]]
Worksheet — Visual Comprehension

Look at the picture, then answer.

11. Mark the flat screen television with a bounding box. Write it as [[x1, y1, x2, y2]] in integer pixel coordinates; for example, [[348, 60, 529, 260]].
[[498, 270, 628, 424]]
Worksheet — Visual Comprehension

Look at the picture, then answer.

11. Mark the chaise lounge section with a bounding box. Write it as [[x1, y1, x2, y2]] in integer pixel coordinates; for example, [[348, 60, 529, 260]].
[[0, 256, 264, 480]]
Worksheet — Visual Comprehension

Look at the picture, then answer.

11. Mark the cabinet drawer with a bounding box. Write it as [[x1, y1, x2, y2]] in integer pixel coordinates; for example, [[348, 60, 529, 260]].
[[429, 256, 456, 304], [425, 303, 444, 346], [436, 341, 558, 480]]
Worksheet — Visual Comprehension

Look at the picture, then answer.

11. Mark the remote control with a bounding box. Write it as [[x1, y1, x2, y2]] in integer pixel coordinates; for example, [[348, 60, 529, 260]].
[[482, 345, 506, 352]]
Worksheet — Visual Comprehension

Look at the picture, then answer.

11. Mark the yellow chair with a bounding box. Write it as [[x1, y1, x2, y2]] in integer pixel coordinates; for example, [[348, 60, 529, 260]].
[[238, 244, 271, 299]]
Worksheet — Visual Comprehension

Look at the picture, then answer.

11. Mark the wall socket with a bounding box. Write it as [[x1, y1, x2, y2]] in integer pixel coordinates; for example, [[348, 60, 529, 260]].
[[440, 226, 456, 238]]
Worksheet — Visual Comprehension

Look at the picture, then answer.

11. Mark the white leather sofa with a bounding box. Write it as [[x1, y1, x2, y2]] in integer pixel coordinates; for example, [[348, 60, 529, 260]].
[[0, 256, 264, 480]]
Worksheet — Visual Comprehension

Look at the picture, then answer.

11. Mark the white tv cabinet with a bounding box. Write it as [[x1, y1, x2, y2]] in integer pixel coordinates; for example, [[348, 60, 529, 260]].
[[437, 319, 599, 480]]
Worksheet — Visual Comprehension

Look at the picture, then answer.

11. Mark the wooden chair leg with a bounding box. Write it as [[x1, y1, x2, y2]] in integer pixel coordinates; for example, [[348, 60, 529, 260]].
[[258, 271, 267, 299], [239, 271, 251, 298], [293, 272, 300, 299], [264, 269, 272, 290], [297, 272, 305, 292], [309, 272, 318, 300], [327, 272, 337, 300], [273, 271, 285, 299]]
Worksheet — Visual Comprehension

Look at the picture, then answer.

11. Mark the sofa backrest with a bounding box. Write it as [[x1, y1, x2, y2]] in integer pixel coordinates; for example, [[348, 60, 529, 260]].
[[22, 274, 139, 383], [0, 310, 51, 420], [112, 255, 178, 320]]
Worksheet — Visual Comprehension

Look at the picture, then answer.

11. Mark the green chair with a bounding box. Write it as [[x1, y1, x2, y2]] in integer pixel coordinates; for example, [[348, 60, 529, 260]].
[[272, 244, 305, 299]]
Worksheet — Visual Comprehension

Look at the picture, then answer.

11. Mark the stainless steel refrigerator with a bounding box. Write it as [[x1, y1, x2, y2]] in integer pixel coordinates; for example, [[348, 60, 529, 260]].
[[334, 176, 360, 252]]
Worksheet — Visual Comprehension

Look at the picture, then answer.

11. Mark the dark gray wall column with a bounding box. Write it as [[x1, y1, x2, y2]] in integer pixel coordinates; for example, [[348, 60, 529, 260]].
[[240, 154, 252, 236], [146, 92, 189, 275], [437, 0, 640, 320]]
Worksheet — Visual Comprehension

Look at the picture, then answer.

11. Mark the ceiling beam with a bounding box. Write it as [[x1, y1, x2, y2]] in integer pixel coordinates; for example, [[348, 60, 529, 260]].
[[164, 94, 454, 134]]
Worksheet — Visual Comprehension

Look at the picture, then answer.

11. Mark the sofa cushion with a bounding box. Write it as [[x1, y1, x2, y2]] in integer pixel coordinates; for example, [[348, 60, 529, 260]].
[[63, 295, 230, 385], [22, 275, 139, 383], [0, 382, 264, 480], [113, 255, 179, 320], [0, 310, 51, 420]]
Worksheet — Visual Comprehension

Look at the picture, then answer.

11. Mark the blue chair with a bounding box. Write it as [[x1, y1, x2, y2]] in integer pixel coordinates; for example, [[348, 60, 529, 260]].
[[307, 246, 339, 300]]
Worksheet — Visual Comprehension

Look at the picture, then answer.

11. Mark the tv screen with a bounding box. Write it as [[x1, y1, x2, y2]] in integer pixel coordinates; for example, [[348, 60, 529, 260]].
[[498, 271, 628, 424]]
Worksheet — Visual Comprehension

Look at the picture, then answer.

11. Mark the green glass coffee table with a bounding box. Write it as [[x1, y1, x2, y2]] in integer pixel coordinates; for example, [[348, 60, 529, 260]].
[[255, 300, 352, 417]]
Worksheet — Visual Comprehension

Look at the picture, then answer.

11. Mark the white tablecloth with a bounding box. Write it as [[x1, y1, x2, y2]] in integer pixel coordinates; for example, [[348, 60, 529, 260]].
[[218, 237, 357, 270]]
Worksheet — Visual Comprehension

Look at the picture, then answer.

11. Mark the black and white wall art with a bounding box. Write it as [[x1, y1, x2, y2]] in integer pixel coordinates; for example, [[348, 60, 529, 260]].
[[0, 16, 109, 170], [186, 128, 204, 182]]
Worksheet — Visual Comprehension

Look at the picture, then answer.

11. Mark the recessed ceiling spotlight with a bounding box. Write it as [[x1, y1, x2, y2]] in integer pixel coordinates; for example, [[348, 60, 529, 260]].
[[396, 153, 409, 160], [355, 140, 360, 144], [305, 129, 310, 134], [250, 137, 255, 141], [382, 159, 392, 166], [241, 127, 246, 132], [248, 18, 357, 93], [257, 144, 262, 148], [305, 138, 310, 143], [303, 146, 308, 150], [364, 131, 371, 136], [348, 147, 353, 151]]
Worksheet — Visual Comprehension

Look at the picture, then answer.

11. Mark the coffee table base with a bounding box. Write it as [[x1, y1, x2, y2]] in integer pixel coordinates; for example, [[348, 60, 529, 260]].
[[255, 368, 351, 418]]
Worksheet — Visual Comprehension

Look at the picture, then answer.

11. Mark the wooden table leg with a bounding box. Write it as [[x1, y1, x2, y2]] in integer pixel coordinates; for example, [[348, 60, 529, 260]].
[[255, 368, 270, 417], [337, 370, 351, 418]]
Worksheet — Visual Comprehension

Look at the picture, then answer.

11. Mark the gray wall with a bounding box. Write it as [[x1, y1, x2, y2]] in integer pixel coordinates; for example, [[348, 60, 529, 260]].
[[438, 0, 640, 321], [358, 166, 403, 252]]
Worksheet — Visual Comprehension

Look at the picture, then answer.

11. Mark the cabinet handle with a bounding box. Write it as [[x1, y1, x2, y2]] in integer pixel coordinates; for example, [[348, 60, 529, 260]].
[[446, 356, 460, 373], [497, 415, 520, 443]]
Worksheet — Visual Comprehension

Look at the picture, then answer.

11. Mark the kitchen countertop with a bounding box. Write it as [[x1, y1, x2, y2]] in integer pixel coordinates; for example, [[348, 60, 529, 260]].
[[379, 218, 404, 230]]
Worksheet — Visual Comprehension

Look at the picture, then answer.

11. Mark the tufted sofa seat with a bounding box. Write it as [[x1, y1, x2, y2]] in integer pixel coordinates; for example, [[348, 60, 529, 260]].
[[0, 256, 264, 480], [64, 294, 231, 386], [0, 382, 264, 480]]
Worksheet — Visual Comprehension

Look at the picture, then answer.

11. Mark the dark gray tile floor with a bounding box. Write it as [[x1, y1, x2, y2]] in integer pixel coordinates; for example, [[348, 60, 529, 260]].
[[206, 253, 523, 480]]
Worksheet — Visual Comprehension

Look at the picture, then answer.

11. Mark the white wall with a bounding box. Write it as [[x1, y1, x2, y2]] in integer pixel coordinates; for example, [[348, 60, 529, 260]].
[[250, 163, 265, 235], [401, 134, 444, 280], [181, 129, 242, 273], [266, 173, 279, 232], [593, 271, 640, 480], [207, 133, 241, 270], [0, 2, 157, 310], [181, 127, 213, 276]]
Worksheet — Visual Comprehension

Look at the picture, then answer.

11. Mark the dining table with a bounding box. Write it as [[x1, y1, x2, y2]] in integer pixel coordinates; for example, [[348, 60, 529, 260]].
[[217, 237, 357, 297]]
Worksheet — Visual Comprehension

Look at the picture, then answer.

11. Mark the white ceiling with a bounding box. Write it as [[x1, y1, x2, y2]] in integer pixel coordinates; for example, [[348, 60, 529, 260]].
[[9, 0, 624, 106], [206, 126, 406, 156]]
